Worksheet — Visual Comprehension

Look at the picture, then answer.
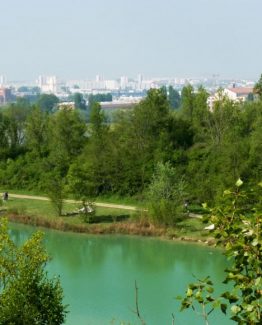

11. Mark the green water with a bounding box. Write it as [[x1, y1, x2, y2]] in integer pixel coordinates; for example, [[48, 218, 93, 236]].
[[10, 223, 233, 325]]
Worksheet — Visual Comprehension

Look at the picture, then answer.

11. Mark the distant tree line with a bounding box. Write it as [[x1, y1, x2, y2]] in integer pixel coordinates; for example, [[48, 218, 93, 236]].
[[0, 76, 262, 224]]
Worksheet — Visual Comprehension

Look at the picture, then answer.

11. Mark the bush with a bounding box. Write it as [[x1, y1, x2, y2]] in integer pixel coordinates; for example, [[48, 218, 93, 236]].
[[147, 162, 187, 225], [0, 218, 67, 324]]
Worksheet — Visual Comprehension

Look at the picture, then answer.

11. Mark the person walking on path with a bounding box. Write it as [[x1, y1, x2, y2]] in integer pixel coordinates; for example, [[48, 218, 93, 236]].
[[2, 192, 8, 202]]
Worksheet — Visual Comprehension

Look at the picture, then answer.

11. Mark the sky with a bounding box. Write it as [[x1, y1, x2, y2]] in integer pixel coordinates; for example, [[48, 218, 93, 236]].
[[0, 0, 262, 81]]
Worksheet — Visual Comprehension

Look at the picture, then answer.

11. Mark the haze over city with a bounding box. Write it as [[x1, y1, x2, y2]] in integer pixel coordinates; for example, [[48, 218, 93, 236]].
[[1, 0, 262, 81]]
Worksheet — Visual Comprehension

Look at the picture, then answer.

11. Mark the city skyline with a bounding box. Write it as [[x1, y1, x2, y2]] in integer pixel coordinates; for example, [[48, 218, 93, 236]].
[[1, 0, 262, 80]]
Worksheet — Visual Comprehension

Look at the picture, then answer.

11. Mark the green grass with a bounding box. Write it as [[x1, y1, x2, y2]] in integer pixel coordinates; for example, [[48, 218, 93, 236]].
[[4, 198, 136, 224], [176, 218, 209, 239], [0, 188, 146, 208], [2, 197, 213, 243]]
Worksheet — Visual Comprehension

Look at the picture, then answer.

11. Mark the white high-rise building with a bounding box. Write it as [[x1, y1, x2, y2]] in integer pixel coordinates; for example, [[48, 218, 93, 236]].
[[120, 76, 128, 89], [137, 74, 143, 90], [105, 80, 118, 90], [0, 75, 7, 87], [38, 75, 58, 93]]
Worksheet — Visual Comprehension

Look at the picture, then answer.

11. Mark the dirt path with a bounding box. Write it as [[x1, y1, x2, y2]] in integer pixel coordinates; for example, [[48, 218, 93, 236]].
[[8, 193, 139, 211], [7, 194, 202, 218]]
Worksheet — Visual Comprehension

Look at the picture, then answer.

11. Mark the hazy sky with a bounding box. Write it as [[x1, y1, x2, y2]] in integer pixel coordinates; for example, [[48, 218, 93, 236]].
[[1, 0, 261, 81]]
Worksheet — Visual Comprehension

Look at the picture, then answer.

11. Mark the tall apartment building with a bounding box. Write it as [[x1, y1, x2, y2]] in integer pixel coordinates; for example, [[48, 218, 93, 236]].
[[37, 75, 58, 93], [0, 75, 7, 87]]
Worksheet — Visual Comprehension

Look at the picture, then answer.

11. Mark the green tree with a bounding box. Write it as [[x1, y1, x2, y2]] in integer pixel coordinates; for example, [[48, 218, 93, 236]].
[[88, 93, 112, 107], [37, 94, 59, 113], [67, 161, 96, 222], [180, 180, 262, 324], [25, 107, 49, 157], [181, 84, 195, 120], [0, 112, 10, 159], [192, 86, 209, 131], [130, 88, 170, 190], [73, 92, 86, 110], [47, 109, 87, 176], [0, 218, 67, 324], [253, 73, 262, 100], [4, 103, 31, 158], [147, 162, 187, 225], [44, 171, 66, 216], [168, 85, 181, 109], [81, 102, 111, 195]]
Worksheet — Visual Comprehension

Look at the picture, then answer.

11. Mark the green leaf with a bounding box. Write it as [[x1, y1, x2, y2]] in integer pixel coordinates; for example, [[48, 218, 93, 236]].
[[195, 291, 202, 298], [252, 239, 258, 246], [245, 304, 254, 312], [235, 178, 243, 187], [255, 277, 261, 286], [231, 305, 241, 314], [206, 286, 214, 294], [186, 288, 193, 297]]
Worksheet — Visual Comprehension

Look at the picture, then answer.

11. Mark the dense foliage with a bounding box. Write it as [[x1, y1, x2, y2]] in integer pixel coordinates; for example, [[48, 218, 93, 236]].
[[0, 218, 67, 324], [179, 180, 261, 324], [0, 82, 261, 222]]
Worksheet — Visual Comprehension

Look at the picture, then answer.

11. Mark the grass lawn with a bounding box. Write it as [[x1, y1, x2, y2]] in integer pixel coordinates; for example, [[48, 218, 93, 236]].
[[0, 188, 146, 208], [174, 218, 210, 240], [4, 198, 135, 221]]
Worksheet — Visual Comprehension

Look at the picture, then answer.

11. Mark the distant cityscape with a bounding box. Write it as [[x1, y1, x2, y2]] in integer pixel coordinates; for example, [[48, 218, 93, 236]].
[[0, 73, 257, 107]]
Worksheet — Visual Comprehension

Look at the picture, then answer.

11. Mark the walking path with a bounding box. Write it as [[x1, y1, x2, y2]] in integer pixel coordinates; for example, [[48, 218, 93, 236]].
[[8, 193, 138, 211], [7, 194, 202, 218]]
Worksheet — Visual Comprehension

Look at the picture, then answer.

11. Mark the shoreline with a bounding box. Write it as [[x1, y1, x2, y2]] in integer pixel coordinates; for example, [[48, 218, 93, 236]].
[[5, 212, 216, 247]]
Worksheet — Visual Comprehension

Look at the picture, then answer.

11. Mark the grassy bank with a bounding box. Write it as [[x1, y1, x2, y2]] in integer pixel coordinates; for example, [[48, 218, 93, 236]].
[[0, 196, 215, 245]]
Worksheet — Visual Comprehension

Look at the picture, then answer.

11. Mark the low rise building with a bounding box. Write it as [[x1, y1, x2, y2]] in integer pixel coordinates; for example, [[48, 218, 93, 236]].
[[223, 86, 253, 102]]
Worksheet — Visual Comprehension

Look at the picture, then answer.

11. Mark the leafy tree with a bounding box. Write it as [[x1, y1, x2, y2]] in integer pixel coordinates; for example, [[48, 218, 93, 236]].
[[67, 161, 96, 222], [181, 84, 195, 120], [16, 96, 31, 108], [25, 107, 49, 157], [89, 102, 108, 138], [73, 92, 86, 110], [44, 171, 66, 216], [106, 111, 145, 195], [147, 162, 187, 225], [191, 86, 209, 131], [47, 110, 87, 176], [37, 94, 59, 113], [0, 112, 10, 159], [179, 180, 262, 324], [17, 86, 30, 92], [3, 103, 31, 158], [130, 88, 170, 190], [88, 93, 112, 106], [80, 102, 112, 195], [253, 73, 262, 100], [0, 218, 67, 324], [248, 113, 262, 181], [168, 85, 181, 109]]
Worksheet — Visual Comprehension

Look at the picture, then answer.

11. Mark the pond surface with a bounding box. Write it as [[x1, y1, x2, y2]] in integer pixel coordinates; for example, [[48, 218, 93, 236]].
[[10, 223, 233, 325]]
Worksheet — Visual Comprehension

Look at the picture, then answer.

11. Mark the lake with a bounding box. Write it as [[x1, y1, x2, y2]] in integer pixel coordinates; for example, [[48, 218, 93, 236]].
[[10, 223, 233, 325]]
